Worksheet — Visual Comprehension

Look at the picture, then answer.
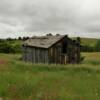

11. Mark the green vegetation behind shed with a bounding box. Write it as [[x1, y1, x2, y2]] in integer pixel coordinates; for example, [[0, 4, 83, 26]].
[[81, 38, 98, 47], [0, 37, 100, 53]]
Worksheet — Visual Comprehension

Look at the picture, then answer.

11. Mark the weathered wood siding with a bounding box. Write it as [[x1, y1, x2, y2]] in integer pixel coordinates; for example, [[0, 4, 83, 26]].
[[48, 37, 81, 64], [22, 46, 49, 64], [22, 36, 81, 64], [48, 40, 68, 64]]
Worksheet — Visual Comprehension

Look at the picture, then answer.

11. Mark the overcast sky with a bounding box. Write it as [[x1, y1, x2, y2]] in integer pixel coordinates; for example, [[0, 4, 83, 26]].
[[0, 0, 100, 38]]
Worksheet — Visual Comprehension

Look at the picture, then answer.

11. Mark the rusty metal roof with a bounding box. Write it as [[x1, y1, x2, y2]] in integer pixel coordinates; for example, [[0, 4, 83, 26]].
[[23, 35, 68, 48]]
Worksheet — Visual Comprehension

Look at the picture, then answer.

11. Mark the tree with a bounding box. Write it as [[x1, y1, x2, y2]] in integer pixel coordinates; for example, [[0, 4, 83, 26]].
[[95, 40, 100, 52], [77, 37, 81, 43]]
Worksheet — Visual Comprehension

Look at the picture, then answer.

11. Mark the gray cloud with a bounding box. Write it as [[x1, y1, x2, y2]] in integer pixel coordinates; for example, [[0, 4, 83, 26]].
[[0, 0, 100, 38]]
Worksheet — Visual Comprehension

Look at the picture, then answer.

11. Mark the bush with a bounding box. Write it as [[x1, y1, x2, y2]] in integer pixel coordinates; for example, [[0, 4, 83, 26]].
[[0, 40, 22, 54], [95, 40, 100, 52]]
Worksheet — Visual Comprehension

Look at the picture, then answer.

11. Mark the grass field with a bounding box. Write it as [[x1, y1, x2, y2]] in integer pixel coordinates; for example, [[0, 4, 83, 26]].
[[0, 53, 100, 100]]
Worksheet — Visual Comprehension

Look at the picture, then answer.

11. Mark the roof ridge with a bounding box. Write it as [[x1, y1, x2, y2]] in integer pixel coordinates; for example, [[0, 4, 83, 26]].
[[23, 35, 68, 48]]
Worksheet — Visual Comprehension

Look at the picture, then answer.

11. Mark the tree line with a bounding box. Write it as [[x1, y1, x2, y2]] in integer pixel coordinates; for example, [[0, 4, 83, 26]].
[[81, 40, 100, 52]]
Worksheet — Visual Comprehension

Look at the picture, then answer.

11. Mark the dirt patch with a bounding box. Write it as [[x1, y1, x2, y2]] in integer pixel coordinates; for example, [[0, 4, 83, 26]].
[[0, 59, 8, 65]]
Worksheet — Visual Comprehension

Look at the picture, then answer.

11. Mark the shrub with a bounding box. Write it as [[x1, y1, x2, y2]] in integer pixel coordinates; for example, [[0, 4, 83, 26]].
[[0, 40, 21, 54], [95, 40, 100, 52]]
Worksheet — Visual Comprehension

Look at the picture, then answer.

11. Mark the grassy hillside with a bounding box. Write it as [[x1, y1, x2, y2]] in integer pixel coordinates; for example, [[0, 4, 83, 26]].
[[0, 53, 100, 100], [81, 38, 98, 47], [72, 37, 99, 47]]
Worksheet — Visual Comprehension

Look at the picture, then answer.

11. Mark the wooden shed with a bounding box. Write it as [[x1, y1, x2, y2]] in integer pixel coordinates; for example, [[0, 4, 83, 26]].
[[22, 34, 81, 64]]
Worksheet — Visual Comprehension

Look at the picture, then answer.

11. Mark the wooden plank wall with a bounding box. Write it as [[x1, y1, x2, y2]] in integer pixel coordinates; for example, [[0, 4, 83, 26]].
[[48, 45, 62, 64], [22, 38, 81, 64], [23, 46, 49, 64]]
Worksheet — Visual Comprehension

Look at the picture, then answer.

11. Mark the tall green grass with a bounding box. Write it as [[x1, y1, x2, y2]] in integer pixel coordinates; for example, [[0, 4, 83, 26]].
[[0, 53, 100, 100]]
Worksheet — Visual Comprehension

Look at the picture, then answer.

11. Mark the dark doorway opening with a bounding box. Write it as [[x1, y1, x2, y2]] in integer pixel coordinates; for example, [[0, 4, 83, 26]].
[[62, 41, 68, 53]]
